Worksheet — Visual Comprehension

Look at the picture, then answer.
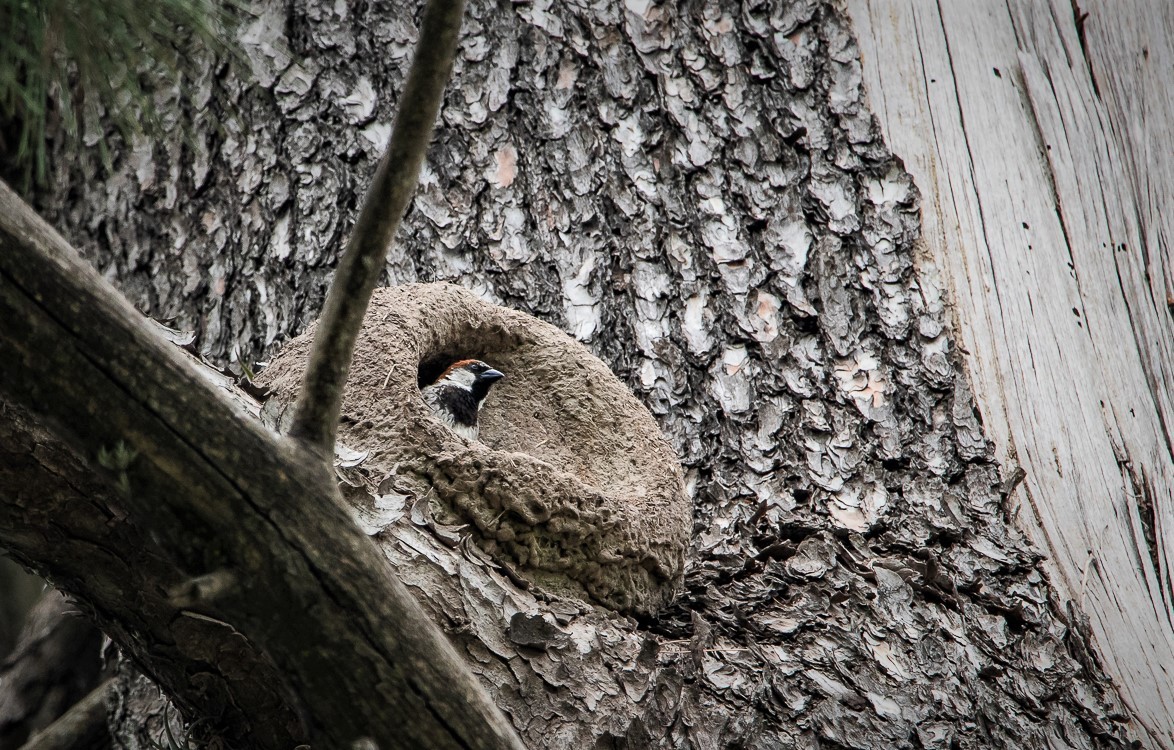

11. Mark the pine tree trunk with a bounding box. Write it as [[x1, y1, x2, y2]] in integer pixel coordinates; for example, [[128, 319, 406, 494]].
[[10, 0, 1167, 747]]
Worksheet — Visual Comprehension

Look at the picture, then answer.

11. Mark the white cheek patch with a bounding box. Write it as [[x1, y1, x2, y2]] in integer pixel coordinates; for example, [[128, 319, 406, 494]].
[[448, 368, 476, 388]]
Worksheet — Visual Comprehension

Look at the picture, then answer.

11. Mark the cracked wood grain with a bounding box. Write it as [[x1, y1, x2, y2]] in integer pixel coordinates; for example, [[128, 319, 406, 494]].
[[845, 1, 1174, 746]]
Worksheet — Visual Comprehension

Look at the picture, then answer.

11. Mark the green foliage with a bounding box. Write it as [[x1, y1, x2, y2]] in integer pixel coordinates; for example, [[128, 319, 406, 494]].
[[0, 0, 234, 185]]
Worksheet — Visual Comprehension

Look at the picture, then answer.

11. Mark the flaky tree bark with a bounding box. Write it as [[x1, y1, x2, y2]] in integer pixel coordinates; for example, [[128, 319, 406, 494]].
[[0, 0, 521, 746], [3, 0, 1167, 748]]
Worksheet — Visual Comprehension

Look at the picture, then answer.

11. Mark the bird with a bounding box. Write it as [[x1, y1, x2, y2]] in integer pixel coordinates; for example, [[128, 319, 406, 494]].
[[420, 359, 505, 441]]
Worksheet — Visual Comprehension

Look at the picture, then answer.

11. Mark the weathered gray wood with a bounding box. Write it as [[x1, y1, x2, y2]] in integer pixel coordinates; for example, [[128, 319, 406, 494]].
[[844, 2, 1174, 747], [1079, 1, 1174, 312], [0, 559, 41, 656], [17, 680, 113, 750], [0, 592, 102, 748]]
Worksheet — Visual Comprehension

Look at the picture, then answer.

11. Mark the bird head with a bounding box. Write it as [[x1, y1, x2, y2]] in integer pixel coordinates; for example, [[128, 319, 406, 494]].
[[434, 359, 504, 395], [421, 359, 504, 441]]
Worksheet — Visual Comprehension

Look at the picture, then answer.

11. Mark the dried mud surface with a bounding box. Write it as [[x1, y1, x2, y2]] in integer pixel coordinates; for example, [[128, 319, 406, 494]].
[[258, 283, 690, 615]]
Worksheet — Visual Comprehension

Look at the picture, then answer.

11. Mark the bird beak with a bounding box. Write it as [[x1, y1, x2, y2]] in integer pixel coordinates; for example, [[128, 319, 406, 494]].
[[479, 369, 505, 384]]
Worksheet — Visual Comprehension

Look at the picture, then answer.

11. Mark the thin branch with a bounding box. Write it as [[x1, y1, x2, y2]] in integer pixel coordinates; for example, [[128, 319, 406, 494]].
[[0, 591, 104, 749], [17, 680, 114, 750], [0, 179, 526, 750], [288, 0, 466, 454]]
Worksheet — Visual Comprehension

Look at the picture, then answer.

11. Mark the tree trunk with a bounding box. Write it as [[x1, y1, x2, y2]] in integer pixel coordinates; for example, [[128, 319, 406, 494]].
[[6, 0, 1167, 747], [844, 2, 1174, 746]]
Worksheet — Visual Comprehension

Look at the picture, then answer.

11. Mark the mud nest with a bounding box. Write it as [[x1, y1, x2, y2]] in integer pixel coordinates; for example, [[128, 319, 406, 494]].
[[258, 283, 690, 615]]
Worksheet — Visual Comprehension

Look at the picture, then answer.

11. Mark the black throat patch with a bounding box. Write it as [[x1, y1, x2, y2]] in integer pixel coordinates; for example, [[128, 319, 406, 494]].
[[470, 377, 496, 405], [436, 385, 480, 428]]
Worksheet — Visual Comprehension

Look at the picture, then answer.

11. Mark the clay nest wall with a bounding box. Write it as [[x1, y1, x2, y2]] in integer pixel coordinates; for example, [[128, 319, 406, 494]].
[[257, 283, 691, 615]]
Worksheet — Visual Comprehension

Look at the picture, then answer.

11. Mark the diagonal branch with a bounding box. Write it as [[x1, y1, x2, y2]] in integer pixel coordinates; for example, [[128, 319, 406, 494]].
[[288, 0, 466, 455], [15, 680, 114, 750], [0, 179, 525, 750]]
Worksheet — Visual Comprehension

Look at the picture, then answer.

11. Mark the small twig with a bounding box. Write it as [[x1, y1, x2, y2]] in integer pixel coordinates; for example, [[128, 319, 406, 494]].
[[288, 0, 466, 456], [17, 679, 115, 750]]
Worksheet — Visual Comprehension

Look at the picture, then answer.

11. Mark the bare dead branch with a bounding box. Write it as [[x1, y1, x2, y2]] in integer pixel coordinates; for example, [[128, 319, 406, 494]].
[[0, 591, 101, 749], [16, 680, 113, 750], [0, 180, 525, 750], [288, 0, 466, 454]]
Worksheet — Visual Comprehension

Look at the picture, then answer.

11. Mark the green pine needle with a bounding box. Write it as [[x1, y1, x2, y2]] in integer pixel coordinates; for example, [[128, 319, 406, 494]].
[[0, 0, 237, 186]]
